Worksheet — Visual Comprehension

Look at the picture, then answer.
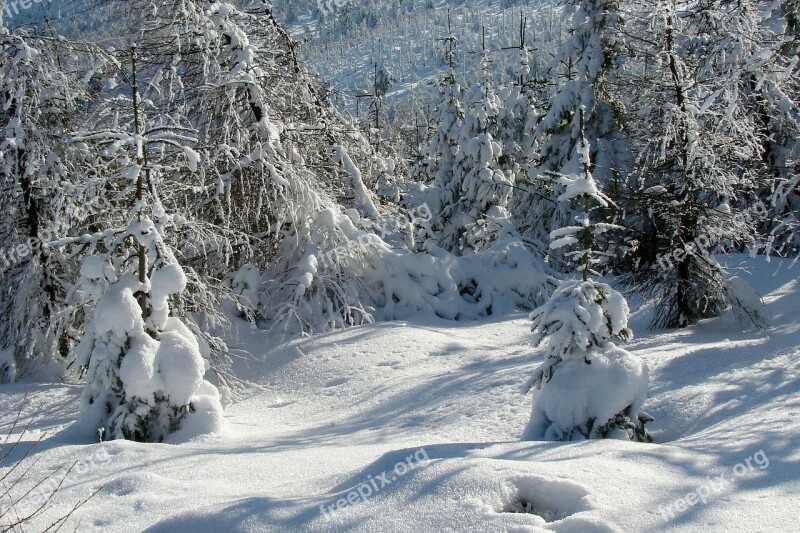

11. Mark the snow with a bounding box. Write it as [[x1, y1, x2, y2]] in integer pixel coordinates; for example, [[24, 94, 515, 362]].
[[557, 172, 609, 207], [333, 145, 379, 220], [155, 330, 206, 406], [725, 275, 771, 330], [150, 262, 188, 296], [91, 279, 144, 342], [80, 255, 106, 280], [182, 146, 201, 173], [524, 343, 649, 441], [1, 256, 798, 531], [117, 335, 161, 402]]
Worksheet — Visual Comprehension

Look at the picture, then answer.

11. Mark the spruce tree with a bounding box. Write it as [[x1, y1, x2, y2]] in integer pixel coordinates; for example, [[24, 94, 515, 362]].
[[515, 0, 626, 267], [441, 52, 514, 254], [523, 109, 650, 442]]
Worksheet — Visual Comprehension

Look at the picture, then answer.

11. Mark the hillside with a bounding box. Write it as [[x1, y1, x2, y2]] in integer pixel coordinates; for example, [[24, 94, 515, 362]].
[[278, 0, 562, 136]]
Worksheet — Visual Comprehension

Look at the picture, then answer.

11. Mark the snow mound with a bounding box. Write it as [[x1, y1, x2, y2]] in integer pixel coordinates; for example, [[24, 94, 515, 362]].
[[524, 343, 648, 441], [372, 238, 555, 322], [725, 275, 771, 330]]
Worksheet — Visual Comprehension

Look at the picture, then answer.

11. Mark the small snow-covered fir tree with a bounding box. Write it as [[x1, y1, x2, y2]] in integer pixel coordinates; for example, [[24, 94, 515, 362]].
[[76, 247, 224, 442], [523, 110, 651, 442], [71, 47, 223, 442]]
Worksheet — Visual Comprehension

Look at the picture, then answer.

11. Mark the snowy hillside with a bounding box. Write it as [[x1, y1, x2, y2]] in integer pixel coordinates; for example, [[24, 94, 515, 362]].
[[1, 255, 798, 532], [274, 0, 562, 146]]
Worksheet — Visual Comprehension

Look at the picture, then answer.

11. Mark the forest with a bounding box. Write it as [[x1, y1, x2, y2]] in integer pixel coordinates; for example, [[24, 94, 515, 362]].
[[0, 1, 798, 531]]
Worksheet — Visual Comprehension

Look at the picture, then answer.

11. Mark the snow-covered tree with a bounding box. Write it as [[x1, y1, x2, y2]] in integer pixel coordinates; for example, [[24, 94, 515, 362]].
[[439, 52, 515, 254], [618, 0, 765, 328], [422, 69, 464, 247], [523, 115, 650, 442], [70, 47, 223, 442], [534, 0, 624, 175], [756, 0, 800, 258], [75, 0, 390, 337], [0, 28, 106, 381], [75, 248, 224, 442], [515, 0, 626, 264]]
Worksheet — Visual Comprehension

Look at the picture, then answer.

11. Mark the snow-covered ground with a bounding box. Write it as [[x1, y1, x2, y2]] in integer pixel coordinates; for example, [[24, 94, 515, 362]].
[[2, 255, 798, 532]]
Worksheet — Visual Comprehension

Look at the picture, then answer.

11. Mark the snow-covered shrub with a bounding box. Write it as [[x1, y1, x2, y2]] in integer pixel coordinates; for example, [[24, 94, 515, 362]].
[[523, 279, 650, 442], [75, 233, 224, 442], [260, 206, 379, 336], [370, 237, 555, 321]]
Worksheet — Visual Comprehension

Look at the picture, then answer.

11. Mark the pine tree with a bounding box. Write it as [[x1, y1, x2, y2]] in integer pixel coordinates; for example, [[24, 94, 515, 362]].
[[523, 109, 650, 442]]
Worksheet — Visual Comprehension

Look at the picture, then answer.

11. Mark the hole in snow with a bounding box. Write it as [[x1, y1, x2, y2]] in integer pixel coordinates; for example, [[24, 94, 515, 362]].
[[503, 497, 565, 522], [499, 475, 592, 523]]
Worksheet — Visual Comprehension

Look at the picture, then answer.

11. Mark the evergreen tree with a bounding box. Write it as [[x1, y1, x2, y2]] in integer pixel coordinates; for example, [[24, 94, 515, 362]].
[[523, 110, 650, 442], [424, 67, 464, 248], [515, 0, 625, 267], [71, 47, 223, 442], [619, 0, 764, 328], [440, 52, 515, 254]]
